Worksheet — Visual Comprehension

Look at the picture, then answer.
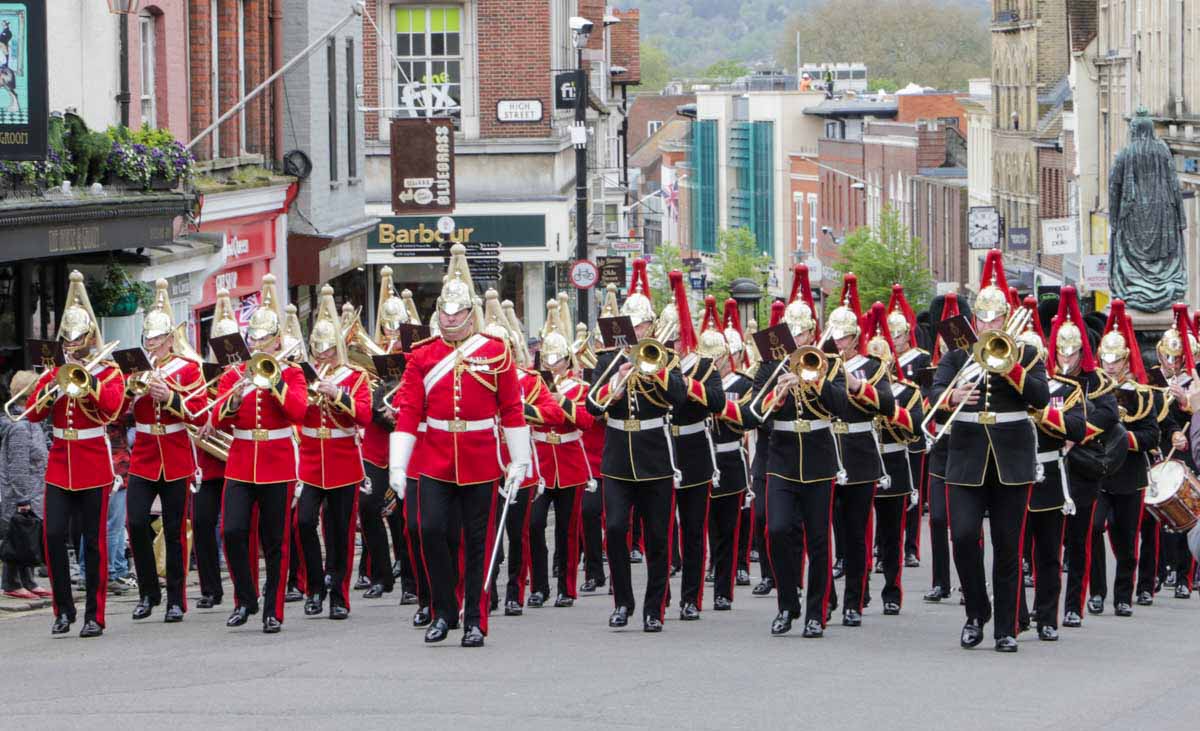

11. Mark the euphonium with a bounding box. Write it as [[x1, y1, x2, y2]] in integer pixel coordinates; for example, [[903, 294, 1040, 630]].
[[792, 345, 828, 385]]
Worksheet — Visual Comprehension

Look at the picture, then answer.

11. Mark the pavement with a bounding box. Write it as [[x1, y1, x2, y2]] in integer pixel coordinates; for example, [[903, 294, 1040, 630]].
[[4, 522, 1200, 731]]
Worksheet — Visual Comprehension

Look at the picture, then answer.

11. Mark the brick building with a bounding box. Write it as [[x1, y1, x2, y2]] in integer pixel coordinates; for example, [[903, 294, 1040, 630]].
[[627, 92, 695, 152], [126, 1, 190, 142]]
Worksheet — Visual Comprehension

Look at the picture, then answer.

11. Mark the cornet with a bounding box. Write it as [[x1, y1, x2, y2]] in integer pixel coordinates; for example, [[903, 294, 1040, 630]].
[[748, 346, 829, 422], [6, 340, 120, 422], [191, 340, 302, 419]]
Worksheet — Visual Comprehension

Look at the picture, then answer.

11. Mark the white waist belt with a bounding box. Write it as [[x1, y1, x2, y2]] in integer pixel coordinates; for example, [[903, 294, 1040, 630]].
[[956, 411, 1030, 425], [301, 426, 356, 440], [53, 426, 105, 441], [1037, 450, 1063, 463], [881, 442, 910, 454], [606, 417, 666, 432], [838, 421, 876, 435], [134, 422, 186, 436], [533, 430, 582, 444], [671, 421, 708, 437], [425, 417, 495, 433], [418, 423, 427, 433], [715, 441, 743, 453], [232, 427, 294, 442], [772, 419, 831, 433]]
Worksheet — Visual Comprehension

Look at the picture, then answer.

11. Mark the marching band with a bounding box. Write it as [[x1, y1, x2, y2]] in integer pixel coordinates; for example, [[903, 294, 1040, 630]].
[[21, 245, 1200, 653]]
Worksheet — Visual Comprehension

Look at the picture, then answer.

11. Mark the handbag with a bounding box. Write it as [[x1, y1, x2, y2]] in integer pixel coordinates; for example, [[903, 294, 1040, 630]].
[[0, 510, 45, 566], [1067, 421, 1129, 481]]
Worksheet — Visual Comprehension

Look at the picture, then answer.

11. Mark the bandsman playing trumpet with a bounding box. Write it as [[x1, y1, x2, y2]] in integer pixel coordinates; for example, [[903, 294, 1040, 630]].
[[586, 259, 689, 633], [751, 267, 849, 638], [296, 286, 373, 621], [27, 272, 125, 638], [123, 279, 207, 625], [930, 250, 1049, 652], [215, 274, 308, 634]]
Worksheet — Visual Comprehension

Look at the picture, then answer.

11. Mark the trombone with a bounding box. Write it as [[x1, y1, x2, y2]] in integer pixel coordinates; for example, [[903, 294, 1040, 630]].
[[307, 363, 335, 407], [6, 340, 120, 422], [191, 340, 302, 419], [607, 338, 671, 395], [920, 306, 1032, 444], [747, 346, 829, 422]]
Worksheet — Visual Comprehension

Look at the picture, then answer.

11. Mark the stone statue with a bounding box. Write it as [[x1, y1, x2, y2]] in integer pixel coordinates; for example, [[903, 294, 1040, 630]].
[[1108, 108, 1188, 312]]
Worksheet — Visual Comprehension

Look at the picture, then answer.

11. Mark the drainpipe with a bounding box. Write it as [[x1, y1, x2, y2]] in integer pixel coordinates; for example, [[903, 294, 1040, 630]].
[[271, 0, 284, 164]]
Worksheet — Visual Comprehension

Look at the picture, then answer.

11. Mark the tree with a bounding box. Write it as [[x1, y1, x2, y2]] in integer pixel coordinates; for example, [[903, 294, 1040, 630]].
[[633, 41, 673, 93], [830, 206, 934, 311], [709, 227, 771, 309], [778, 0, 989, 91], [647, 240, 685, 314], [702, 59, 749, 82]]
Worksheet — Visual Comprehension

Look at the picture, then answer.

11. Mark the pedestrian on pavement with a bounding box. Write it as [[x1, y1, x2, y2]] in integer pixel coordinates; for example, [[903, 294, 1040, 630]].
[[0, 370, 51, 599]]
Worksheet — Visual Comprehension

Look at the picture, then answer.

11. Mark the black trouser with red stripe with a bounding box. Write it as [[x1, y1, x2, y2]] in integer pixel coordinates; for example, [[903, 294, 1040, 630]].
[[737, 504, 752, 572], [297, 483, 359, 611], [1137, 511, 1161, 596], [605, 476, 673, 622], [874, 494, 907, 607], [530, 486, 583, 599], [1018, 507, 1065, 630], [830, 482, 876, 615], [223, 480, 292, 622], [1063, 486, 1098, 616], [580, 481, 605, 585], [192, 477, 225, 602], [503, 486, 535, 605], [404, 477, 432, 607], [1089, 490, 1144, 606], [927, 475, 952, 592], [417, 476, 496, 632], [359, 463, 395, 592], [127, 475, 190, 611], [752, 473, 772, 580], [676, 483, 710, 610], [44, 484, 109, 626], [708, 491, 743, 603], [765, 477, 832, 625], [1164, 531, 1194, 589], [947, 475, 1030, 639], [904, 452, 926, 559]]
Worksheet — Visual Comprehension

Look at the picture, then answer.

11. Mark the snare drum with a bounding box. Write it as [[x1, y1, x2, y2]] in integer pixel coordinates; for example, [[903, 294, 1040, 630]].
[[1145, 460, 1200, 533]]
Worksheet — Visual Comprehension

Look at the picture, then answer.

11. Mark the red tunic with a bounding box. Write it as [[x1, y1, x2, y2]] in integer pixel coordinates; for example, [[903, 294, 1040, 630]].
[[125, 355, 207, 483], [501, 369, 565, 488], [27, 362, 126, 490], [215, 362, 308, 484], [298, 365, 372, 488], [393, 333, 526, 485], [533, 373, 596, 488]]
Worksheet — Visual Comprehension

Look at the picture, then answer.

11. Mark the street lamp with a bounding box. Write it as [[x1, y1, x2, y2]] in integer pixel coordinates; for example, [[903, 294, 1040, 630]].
[[571, 16, 594, 325], [730, 278, 763, 331], [106, 0, 140, 127]]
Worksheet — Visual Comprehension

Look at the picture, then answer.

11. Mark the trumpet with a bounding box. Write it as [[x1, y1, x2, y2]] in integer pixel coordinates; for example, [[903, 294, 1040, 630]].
[[191, 340, 302, 419], [6, 341, 120, 422], [748, 346, 829, 422], [607, 338, 671, 396], [307, 363, 335, 406]]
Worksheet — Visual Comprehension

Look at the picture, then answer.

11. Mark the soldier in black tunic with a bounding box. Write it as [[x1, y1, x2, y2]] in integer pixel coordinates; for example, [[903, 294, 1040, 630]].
[[887, 284, 931, 568]]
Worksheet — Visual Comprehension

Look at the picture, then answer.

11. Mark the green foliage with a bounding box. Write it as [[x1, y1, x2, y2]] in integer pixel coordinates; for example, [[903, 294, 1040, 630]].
[[709, 227, 771, 306], [89, 261, 154, 317], [633, 41, 673, 93], [868, 77, 902, 93], [830, 206, 933, 311], [648, 241, 685, 313], [702, 59, 749, 82]]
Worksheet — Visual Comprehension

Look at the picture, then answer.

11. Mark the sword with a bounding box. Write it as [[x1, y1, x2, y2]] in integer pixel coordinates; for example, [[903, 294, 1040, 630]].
[[484, 470, 524, 592]]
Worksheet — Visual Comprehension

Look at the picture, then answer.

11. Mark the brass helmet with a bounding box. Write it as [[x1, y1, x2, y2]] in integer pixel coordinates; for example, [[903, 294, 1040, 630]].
[[482, 289, 511, 342], [621, 258, 655, 327], [722, 299, 747, 366], [210, 288, 240, 339], [59, 270, 99, 343], [1017, 328, 1045, 359], [864, 302, 895, 365], [556, 291, 572, 339], [1048, 286, 1096, 373], [1157, 303, 1194, 367], [885, 284, 915, 343], [696, 295, 728, 360], [1055, 321, 1083, 357], [309, 284, 347, 364], [541, 299, 560, 340], [247, 273, 283, 341], [783, 301, 815, 337], [1097, 330, 1129, 364], [886, 311, 909, 342], [600, 283, 620, 318], [975, 249, 1011, 323], [440, 244, 477, 316], [503, 299, 532, 367], [283, 303, 307, 361], [142, 278, 175, 341], [826, 273, 862, 342], [541, 298, 571, 368]]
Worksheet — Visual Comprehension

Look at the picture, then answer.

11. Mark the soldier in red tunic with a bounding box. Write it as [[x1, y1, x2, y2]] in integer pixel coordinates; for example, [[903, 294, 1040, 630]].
[[124, 280, 207, 624], [295, 286, 373, 620], [28, 272, 126, 638], [215, 275, 308, 634], [389, 245, 530, 648]]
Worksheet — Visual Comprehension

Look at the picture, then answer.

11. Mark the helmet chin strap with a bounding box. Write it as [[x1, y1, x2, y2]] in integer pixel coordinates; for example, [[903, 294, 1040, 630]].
[[441, 315, 474, 342]]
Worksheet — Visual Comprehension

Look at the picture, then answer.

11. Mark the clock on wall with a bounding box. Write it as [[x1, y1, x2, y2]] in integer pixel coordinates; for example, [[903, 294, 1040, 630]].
[[968, 206, 1002, 250]]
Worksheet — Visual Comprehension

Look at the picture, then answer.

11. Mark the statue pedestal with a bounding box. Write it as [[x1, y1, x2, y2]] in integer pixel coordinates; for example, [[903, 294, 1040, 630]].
[[1128, 309, 1174, 332]]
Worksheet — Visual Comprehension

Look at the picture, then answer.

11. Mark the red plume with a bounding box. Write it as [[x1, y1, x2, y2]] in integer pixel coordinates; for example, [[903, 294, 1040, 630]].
[[1047, 285, 1095, 375], [980, 249, 1010, 293], [800, 267, 820, 339], [1007, 286, 1021, 312], [769, 299, 786, 327], [787, 264, 807, 305], [700, 294, 721, 333], [669, 270, 697, 355], [933, 293, 961, 365], [628, 258, 648, 297], [863, 301, 898, 365], [1021, 295, 1045, 343], [1172, 303, 1197, 376], [723, 298, 749, 368], [1105, 300, 1146, 383], [886, 283, 917, 338], [1192, 311, 1200, 341], [838, 273, 864, 335]]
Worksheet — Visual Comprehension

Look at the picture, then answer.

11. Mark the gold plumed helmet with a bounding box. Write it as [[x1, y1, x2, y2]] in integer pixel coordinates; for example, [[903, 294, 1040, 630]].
[[1016, 329, 1045, 359], [975, 249, 1012, 323], [503, 299, 532, 367], [210, 288, 240, 339], [696, 295, 728, 360], [1097, 330, 1129, 364], [441, 243, 477, 316], [374, 266, 413, 339], [309, 285, 347, 364], [142, 278, 175, 341], [826, 307, 859, 341], [247, 273, 283, 341], [600, 283, 619, 318], [783, 301, 815, 336], [1055, 322, 1083, 357], [886, 311, 909, 341], [482, 289, 510, 342], [1158, 327, 1183, 360], [620, 258, 656, 327], [541, 298, 571, 368], [59, 270, 99, 343], [541, 299, 560, 339], [283, 303, 307, 361]]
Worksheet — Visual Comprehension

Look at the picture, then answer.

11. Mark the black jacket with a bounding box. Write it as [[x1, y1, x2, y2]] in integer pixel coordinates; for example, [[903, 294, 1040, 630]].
[[1032, 371, 1118, 510], [1100, 380, 1160, 494], [756, 354, 850, 485], [835, 354, 895, 486], [670, 354, 727, 489], [876, 377, 924, 496], [929, 342, 1050, 487], [711, 371, 759, 497]]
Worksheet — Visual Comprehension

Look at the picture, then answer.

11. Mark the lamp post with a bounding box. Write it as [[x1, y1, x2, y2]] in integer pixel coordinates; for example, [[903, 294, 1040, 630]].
[[730, 277, 763, 332], [571, 18, 593, 325], [106, 0, 141, 127]]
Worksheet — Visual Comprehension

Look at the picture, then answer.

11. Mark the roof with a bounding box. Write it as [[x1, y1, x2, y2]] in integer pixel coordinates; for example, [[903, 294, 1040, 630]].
[[629, 119, 690, 169], [1066, 0, 1098, 52], [916, 167, 967, 179], [803, 97, 899, 118]]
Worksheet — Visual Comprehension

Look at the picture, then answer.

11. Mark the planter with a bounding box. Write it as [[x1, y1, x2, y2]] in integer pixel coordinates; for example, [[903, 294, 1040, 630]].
[[148, 173, 176, 191], [107, 293, 139, 317]]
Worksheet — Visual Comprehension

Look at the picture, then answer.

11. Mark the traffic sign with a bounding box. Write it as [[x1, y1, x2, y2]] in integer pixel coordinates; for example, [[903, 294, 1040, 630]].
[[570, 260, 599, 290]]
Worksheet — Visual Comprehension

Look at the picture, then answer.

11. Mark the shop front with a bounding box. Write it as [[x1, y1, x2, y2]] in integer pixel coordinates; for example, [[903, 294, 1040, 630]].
[[287, 217, 376, 331]]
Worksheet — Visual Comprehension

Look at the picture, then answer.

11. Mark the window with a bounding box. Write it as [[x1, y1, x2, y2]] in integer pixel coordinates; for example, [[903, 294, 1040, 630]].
[[808, 194, 819, 245], [794, 193, 804, 251], [327, 38, 338, 180], [139, 14, 156, 127], [346, 38, 357, 179], [647, 120, 663, 137], [394, 6, 462, 121]]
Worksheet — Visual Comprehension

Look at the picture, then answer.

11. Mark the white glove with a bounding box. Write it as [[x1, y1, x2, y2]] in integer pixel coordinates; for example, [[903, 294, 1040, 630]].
[[360, 476, 373, 496], [537, 479, 546, 498], [292, 483, 304, 508], [909, 488, 919, 508], [502, 425, 532, 496], [111, 476, 123, 494], [389, 431, 416, 494], [585, 478, 598, 493], [743, 488, 756, 509]]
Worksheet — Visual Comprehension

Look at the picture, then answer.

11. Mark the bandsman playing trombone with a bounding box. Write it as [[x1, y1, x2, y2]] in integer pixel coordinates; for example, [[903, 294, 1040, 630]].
[[123, 280, 208, 625], [214, 274, 308, 634], [929, 250, 1049, 652], [296, 286, 373, 621], [24, 271, 125, 638]]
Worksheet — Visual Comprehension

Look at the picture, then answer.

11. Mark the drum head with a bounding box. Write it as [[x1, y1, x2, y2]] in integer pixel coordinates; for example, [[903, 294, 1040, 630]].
[[1147, 461, 1186, 505]]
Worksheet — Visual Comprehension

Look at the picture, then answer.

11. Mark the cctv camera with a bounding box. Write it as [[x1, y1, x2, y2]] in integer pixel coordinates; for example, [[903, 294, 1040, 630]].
[[570, 16, 594, 35], [821, 226, 832, 234]]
